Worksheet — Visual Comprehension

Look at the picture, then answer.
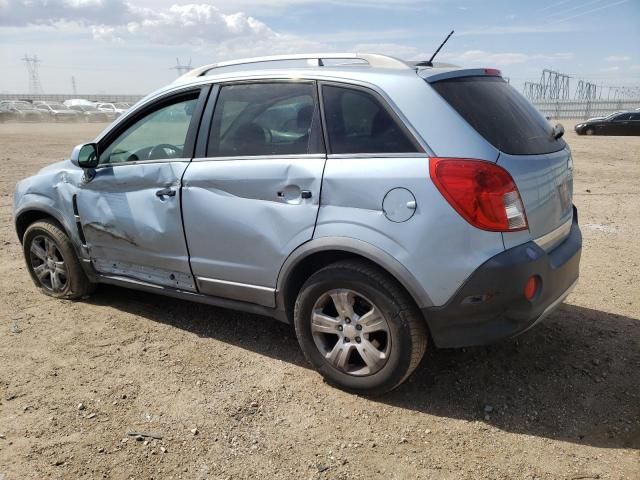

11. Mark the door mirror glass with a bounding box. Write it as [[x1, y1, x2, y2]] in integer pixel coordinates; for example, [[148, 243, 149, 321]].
[[71, 143, 99, 168]]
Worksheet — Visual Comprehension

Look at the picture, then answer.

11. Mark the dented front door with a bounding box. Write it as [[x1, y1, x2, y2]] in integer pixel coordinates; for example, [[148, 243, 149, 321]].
[[76, 161, 195, 290], [74, 90, 204, 290]]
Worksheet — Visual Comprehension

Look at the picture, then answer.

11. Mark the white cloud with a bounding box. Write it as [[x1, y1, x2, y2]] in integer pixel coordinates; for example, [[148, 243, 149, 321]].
[[605, 55, 631, 62], [1, 2, 324, 58], [0, 0, 129, 26], [458, 24, 577, 35], [439, 50, 574, 66]]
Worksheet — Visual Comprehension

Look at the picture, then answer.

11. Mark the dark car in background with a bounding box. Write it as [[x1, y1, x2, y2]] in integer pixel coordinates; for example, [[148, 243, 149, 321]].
[[575, 111, 640, 136], [69, 105, 110, 123]]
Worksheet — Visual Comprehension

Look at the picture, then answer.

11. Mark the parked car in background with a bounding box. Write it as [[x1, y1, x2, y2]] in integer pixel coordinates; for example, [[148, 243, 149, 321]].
[[96, 102, 127, 120], [64, 99, 96, 107], [2, 101, 43, 122], [575, 111, 640, 135], [69, 105, 110, 123], [114, 102, 132, 110], [13, 53, 581, 394], [36, 103, 81, 122], [0, 104, 19, 122]]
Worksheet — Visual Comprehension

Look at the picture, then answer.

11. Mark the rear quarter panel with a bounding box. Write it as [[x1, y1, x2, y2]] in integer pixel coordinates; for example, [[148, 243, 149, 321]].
[[315, 156, 505, 307]]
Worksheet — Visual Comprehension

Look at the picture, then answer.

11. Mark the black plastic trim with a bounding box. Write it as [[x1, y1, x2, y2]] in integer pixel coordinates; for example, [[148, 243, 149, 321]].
[[424, 207, 582, 348]]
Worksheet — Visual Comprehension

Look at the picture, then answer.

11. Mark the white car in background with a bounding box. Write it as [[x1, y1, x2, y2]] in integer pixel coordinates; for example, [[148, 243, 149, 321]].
[[96, 102, 127, 120]]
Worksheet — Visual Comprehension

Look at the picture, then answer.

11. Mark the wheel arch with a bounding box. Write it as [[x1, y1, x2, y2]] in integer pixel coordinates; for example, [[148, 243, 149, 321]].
[[15, 207, 67, 243], [276, 237, 433, 322]]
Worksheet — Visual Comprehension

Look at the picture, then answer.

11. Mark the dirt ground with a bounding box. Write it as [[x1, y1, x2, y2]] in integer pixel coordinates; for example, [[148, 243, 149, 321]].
[[0, 122, 638, 479]]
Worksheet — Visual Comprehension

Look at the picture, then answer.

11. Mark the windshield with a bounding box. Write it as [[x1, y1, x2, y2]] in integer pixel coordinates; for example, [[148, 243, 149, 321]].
[[114, 103, 129, 109], [15, 103, 35, 110], [49, 104, 69, 110]]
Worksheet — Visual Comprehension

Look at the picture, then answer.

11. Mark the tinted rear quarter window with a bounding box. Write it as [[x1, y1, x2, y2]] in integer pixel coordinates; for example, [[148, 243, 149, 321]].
[[431, 76, 566, 155], [322, 85, 419, 154]]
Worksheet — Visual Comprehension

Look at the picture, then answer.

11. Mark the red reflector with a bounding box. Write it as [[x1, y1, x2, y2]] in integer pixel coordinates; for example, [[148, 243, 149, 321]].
[[524, 276, 540, 300], [429, 158, 528, 232], [484, 68, 502, 76]]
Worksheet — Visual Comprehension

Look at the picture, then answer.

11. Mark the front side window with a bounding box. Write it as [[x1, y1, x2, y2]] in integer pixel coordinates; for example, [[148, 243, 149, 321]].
[[321, 85, 419, 154], [99, 95, 198, 164], [207, 82, 321, 157]]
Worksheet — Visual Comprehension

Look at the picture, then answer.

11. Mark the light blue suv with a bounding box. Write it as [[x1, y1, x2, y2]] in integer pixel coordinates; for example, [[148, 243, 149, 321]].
[[13, 54, 581, 394]]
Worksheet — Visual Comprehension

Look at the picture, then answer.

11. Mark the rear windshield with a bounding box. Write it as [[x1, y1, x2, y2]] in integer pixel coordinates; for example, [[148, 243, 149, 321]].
[[430, 76, 566, 155]]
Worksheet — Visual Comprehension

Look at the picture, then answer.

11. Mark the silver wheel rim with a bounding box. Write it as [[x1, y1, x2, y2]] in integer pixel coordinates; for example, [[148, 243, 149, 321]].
[[29, 235, 68, 292], [310, 289, 391, 376]]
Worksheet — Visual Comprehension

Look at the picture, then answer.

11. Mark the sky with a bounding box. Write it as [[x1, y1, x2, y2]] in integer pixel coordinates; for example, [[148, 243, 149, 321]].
[[0, 0, 638, 95]]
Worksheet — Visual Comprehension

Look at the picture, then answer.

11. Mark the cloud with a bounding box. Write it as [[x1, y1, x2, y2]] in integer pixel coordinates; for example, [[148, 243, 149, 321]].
[[439, 50, 574, 66], [0, 1, 324, 57], [605, 55, 631, 62], [458, 24, 576, 36], [0, 0, 130, 26]]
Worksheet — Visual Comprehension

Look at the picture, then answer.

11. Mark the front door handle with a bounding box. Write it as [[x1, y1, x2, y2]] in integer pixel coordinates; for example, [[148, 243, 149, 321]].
[[300, 190, 312, 199], [155, 187, 176, 198]]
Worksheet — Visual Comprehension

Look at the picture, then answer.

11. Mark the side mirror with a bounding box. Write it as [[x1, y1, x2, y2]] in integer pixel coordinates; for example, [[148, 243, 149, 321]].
[[552, 123, 565, 140], [70, 143, 99, 168]]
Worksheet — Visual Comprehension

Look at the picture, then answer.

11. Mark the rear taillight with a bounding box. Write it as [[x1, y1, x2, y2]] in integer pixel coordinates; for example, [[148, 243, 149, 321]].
[[429, 158, 528, 232]]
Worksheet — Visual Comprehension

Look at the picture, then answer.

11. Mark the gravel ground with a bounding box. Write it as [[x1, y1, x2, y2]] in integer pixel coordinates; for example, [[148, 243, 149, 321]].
[[0, 122, 638, 479]]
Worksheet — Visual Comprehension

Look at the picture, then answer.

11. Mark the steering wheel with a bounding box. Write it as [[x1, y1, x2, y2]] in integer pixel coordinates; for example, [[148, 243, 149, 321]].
[[147, 143, 180, 160]]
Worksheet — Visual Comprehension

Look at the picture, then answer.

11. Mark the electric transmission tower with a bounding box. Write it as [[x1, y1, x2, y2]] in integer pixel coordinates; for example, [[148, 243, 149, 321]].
[[524, 81, 543, 100], [574, 80, 598, 100], [22, 54, 43, 94], [171, 58, 192, 77], [539, 69, 570, 100]]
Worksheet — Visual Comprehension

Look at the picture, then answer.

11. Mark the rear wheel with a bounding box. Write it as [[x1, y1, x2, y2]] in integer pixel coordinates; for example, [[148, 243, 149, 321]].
[[294, 260, 427, 395], [23, 219, 94, 299]]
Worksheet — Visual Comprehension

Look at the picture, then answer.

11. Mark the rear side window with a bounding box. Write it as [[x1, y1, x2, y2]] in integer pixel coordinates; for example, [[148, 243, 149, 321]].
[[207, 82, 323, 157], [612, 113, 632, 121], [322, 85, 419, 154], [431, 76, 566, 155]]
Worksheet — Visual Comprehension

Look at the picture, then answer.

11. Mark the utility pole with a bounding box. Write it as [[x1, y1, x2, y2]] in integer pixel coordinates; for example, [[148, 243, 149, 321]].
[[171, 58, 192, 77], [22, 54, 43, 94], [71, 76, 77, 96]]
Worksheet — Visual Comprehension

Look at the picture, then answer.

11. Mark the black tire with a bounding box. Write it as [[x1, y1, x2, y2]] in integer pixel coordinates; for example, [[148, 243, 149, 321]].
[[23, 219, 95, 299], [294, 259, 427, 395], [585, 128, 595, 135]]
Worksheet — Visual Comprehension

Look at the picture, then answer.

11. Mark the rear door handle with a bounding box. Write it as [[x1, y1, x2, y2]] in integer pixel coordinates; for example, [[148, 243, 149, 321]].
[[155, 187, 176, 198], [301, 190, 312, 199]]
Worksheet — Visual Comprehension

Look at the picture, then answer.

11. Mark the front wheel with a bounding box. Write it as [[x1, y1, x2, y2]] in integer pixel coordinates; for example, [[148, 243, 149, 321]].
[[294, 260, 428, 395], [585, 128, 595, 135], [23, 219, 95, 299]]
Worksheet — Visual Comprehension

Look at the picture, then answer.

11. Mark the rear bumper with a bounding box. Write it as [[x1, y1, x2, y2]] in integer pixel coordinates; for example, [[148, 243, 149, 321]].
[[424, 206, 582, 348]]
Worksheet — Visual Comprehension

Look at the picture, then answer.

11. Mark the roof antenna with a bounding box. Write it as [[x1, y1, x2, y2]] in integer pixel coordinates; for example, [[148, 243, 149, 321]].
[[417, 30, 454, 67]]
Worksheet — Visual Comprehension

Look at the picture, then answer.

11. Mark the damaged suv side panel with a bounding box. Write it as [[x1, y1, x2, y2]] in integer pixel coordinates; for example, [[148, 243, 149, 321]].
[[76, 161, 194, 290]]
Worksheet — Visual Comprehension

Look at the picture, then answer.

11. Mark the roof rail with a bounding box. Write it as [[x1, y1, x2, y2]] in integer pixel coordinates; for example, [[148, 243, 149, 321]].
[[175, 53, 411, 82]]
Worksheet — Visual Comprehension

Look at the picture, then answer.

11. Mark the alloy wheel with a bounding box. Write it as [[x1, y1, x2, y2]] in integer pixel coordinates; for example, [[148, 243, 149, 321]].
[[310, 289, 391, 376], [29, 235, 68, 292]]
